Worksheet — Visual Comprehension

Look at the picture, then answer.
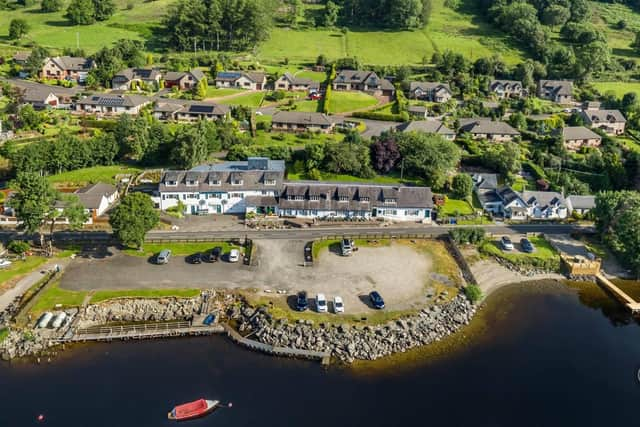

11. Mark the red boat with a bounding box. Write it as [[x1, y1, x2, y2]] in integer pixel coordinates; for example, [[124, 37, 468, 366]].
[[168, 399, 220, 421]]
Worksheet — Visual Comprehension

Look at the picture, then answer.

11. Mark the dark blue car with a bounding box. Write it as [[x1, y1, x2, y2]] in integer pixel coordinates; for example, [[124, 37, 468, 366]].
[[203, 314, 215, 325], [369, 291, 385, 309], [296, 291, 309, 311]]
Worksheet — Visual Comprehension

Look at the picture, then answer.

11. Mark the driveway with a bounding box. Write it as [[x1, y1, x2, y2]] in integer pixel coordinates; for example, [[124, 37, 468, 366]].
[[359, 119, 399, 139]]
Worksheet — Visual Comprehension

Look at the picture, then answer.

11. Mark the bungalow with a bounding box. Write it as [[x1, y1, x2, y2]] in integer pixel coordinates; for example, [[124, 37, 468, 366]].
[[579, 109, 626, 136], [490, 80, 525, 99], [408, 82, 452, 103], [407, 105, 428, 119], [537, 80, 573, 104], [271, 111, 341, 133], [158, 157, 285, 215], [74, 94, 151, 116], [153, 101, 230, 122], [396, 120, 456, 140], [458, 118, 520, 142], [75, 183, 119, 220], [275, 72, 320, 92], [561, 126, 602, 151], [40, 56, 96, 83], [268, 182, 433, 222], [214, 71, 267, 90], [22, 87, 60, 109], [582, 101, 601, 111], [111, 68, 162, 90], [566, 195, 596, 216], [478, 186, 568, 220], [164, 69, 206, 90], [333, 70, 395, 97], [11, 51, 30, 66], [10, 81, 76, 108]]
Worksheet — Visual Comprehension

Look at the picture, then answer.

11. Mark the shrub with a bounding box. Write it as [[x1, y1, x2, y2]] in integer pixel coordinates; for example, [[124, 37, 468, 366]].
[[450, 228, 485, 245], [464, 284, 483, 303], [351, 111, 405, 122], [7, 240, 30, 254]]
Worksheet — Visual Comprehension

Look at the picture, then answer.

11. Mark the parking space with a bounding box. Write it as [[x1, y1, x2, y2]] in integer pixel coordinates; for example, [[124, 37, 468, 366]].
[[59, 240, 439, 314]]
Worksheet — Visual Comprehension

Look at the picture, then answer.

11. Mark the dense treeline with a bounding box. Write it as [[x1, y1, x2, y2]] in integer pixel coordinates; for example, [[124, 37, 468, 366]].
[[331, 0, 432, 28], [163, 0, 275, 52]]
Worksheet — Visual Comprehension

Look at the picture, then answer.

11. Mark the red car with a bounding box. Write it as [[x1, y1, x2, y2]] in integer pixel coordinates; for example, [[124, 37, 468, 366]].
[[309, 92, 322, 100]]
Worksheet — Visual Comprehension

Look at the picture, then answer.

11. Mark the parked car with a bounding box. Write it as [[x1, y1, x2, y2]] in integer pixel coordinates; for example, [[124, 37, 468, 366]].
[[228, 249, 240, 263], [208, 246, 222, 262], [369, 291, 385, 309], [520, 238, 535, 253], [333, 296, 344, 314], [316, 293, 328, 313], [340, 238, 353, 256], [500, 236, 514, 251], [296, 291, 309, 311], [187, 253, 203, 264], [202, 314, 215, 325], [309, 92, 321, 100], [156, 249, 171, 265]]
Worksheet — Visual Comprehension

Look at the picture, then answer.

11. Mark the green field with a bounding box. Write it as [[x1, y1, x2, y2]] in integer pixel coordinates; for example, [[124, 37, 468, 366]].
[[46, 165, 142, 187], [591, 81, 640, 97]]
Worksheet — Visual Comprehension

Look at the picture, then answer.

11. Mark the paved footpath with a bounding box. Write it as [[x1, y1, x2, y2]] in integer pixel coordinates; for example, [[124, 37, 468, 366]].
[[0, 258, 70, 314]]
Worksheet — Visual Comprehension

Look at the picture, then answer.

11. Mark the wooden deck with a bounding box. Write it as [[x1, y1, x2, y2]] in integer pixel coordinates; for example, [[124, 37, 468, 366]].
[[56, 321, 225, 343], [595, 274, 640, 314]]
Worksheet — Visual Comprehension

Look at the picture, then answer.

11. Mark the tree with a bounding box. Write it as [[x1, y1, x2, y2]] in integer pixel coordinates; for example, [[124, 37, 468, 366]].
[[18, 104, 43, 130], [67, 0, 96, 24], [371, 132, 401, 173], [171, 124, 209, 169], [632, 31, 640, 55], [109, 193, 159, 249], [8, 19, 30, 40], [482, 141, 521, 177], [9, 172, 56, 233], [451, 173, 473, 200], [93, 0, 115, 21], [322, 132, 374, 178], [324, 1, 339, 27], [60, 194, 90, 231], [396, 132, 460, 189], [41, 0, 63, 12], [541, 5, 569, 28], [24, 45, 49, 77]]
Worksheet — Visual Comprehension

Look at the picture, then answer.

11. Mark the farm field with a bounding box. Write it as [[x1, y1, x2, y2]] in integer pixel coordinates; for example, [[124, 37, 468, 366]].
[[591, 81, 640, 97]]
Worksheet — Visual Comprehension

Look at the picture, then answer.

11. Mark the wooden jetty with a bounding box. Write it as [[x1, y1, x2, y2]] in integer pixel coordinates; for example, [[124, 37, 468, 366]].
[[595, 274, 640, 314], [56, 321, 225, 343], [222, 324, 331, 365]]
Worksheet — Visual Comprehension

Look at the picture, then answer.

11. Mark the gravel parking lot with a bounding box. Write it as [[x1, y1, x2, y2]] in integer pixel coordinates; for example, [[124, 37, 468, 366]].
[[60, 240, 436, 314]]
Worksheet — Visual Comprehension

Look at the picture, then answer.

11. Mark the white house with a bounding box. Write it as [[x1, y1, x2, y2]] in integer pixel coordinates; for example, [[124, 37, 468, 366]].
[[567, 195, 596, 216], [54, 183, 119, 225], [214, 71, 267, 90], [478, 186, 568, 220], [158, 158, 285, 215]]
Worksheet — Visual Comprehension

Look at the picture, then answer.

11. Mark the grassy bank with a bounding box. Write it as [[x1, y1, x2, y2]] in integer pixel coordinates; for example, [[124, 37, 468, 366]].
[[0, 256, 48, 288], [479, 236, 560, 271], [90, 289, 201, 304], [47, 165, 142, 187], [124, 242, 241, 257], [30, 281, 86, 316]]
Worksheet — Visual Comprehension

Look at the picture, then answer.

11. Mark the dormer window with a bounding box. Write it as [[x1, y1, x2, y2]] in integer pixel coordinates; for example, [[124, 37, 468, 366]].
[[384, 198, 396, 205], [339, 196, 349, 202], [287, 195, 295, 200], [360, 197, 369, 203], [186, 180, 198, 186], [295, 195, 304, 201], [166, 180, 177, 186], [309, 195, 320, 201], [264, 179, 276, 186], [209, 179, 221, 186], [232, 179, 243, 186]]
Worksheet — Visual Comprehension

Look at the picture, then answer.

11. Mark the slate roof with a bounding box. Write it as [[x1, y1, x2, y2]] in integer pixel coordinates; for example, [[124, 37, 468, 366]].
[[335, 70, 394, 90], [279, 72, 319, 88], [470, 173, 498, 190], [165, 69, 205, 82], [582, 109, 626, 124], [409, 82, 451, 93], [396, 120, 455, 136], [49, 56, 94, 71], [458, 118, 520, 136], [75, 183, 117, 210], [22, 87, 57, 104], [521, 190, 566, 210], [113, 68, 161, 82], [496, 186, 522, 205], [278, 182, 434, 210], [490, 80, 522, 91], [215, 70, 265, 83], [181, 102, 230, 116], [76, 94, 151, 108], [567, 195, 595, 210], [271, 111, 339, 127], [562, 126, 601, 141], [539, 80, 573, 96], [12, 51, 30, 62], [160, 159, 285, 193]]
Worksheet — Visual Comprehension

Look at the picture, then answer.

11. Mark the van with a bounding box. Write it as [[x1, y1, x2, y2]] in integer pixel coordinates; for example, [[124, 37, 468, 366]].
[[340, 239, 353, 256], [156, 249, 172, 264]]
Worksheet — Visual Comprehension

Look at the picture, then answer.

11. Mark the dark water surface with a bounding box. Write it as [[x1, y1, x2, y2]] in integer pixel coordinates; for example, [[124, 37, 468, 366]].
[[2, 281, 640, 427]]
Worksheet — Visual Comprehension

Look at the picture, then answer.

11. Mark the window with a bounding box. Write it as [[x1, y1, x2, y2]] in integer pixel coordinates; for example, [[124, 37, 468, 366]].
[[264, 179, 276, 186], [186, 194, 198, 199], [186, 180, 198, 186], [209, 180, 221, 186], [230, 193, 244, 199], [339, 196, 349, 202], [232, 179, 243, 186], [405, 209, 420, 216], [287, 195, 295, 200], [166, 180, 177, 186], [309, 195, 320, 201], [360, 197, 369, 202], [384, 198, 396, 205], [295, 195, 304, 201], [382, 209, 397, 216]]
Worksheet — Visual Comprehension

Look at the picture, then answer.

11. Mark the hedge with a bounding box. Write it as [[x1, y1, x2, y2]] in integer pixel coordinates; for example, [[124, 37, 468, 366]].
[[351, 111, 406, 122], [80, 119, 119, 130], [523, 161, 547, 180]]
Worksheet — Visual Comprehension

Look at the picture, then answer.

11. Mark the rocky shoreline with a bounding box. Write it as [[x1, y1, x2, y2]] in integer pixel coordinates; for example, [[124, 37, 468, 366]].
[[230, 293, 477, 363], [1, 290, 477, 364]]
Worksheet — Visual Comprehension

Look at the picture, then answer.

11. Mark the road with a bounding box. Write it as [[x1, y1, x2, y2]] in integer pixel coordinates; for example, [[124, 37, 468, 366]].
[[0, 224, 591, 243]]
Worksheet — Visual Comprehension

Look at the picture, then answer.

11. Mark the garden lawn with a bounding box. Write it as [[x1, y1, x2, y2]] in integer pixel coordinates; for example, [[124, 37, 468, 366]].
[[47, 165, 142, 187], [90, 288, 201, 304], [591, 81, 640, 97], [0, 256, 48, 287], [205, 87, 245, 98], [30, 282, 87, 315], [124, 242, 241, 257], [287, 171, 424, 186], [218, 91, 265, 108], [252, 131, 343, 147], [329, 91, 379, 113], [439, 199, 474, 216]]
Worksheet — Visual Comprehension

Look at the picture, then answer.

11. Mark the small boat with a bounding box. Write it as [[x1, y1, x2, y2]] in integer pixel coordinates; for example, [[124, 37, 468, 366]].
[[168, 399, 220, 421]]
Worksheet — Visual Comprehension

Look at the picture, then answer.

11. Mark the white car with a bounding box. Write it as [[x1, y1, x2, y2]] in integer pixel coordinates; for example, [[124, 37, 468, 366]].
[[228, 249, 240, 263], [0, 259, 12, 268], [316, 293, 328, 313], [333, 296, 344, 313]]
